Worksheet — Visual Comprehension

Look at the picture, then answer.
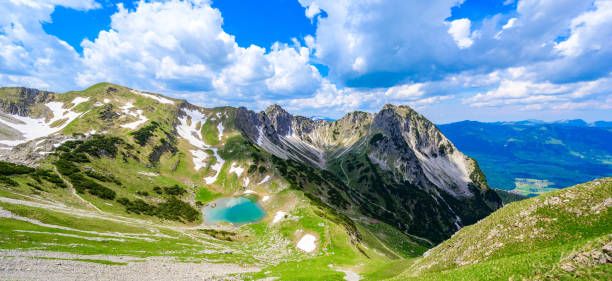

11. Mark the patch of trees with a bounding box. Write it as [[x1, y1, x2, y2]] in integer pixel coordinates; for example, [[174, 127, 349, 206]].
[[117, 196, 199, 223], [56, 135, 124, 161], [149, 138, 177, 164], [0, 161, 35, 175], [52, 135, 126, 200], [130, 121, 159, 146], [0, 161, 65, 188], [163, 185, 186, 196], [198, 229, 238, 241], [84, 170, 121, 186], [30, 169, 66, 188], [369, 133, 385, 145]]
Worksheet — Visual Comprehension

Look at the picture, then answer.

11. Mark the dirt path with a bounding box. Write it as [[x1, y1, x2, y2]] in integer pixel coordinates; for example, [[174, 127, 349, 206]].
[[53, 166, 104, 213]]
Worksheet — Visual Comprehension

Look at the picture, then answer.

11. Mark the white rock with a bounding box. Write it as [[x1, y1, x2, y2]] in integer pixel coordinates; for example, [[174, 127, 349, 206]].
[[297, 234, 316, 253], [272, 211, 285, 224]]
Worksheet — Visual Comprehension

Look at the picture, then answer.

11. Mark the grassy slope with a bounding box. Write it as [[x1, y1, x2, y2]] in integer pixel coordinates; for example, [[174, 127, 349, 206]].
[[391, 177, 612, 280]]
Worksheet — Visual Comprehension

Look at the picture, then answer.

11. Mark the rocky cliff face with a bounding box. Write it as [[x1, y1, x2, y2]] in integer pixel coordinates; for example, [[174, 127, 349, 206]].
[[236, 103, 502, 243], [0, 87, 54, 116]]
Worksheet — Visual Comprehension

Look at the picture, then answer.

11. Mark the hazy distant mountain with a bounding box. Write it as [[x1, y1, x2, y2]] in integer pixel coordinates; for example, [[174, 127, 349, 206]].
[[439, 120, 612, 195], [495, 119, 612, 129]]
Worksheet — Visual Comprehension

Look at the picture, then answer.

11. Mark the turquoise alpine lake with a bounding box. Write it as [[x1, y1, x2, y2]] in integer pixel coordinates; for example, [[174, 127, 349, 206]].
[[202, 196, 266, 226]]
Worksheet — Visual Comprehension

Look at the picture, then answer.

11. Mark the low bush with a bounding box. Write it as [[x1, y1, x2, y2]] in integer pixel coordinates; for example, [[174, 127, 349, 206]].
[[54, 159, 115, 200], [130, 121, 159, 146], [136, 191, 149, 196], [163, 185, 186, 196], [117, 196, 199, 222], [0, 161, 34, 175], [30, 169, 66, 188], [0, 175, 18, 186]]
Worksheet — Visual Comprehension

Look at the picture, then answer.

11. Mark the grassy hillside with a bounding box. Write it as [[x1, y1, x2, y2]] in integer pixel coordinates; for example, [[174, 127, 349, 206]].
[[392, 177, 612, 280]]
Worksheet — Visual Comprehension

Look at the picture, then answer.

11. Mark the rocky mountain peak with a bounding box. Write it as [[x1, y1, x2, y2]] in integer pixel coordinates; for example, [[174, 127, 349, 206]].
[[0, 87, 54, 117], [381, 103, 417, 116], [264, 104, 293, 137]]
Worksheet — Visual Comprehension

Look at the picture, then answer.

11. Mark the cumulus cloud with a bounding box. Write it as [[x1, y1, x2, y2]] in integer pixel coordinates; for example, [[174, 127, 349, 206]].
[[447, 18, 474, 49], [464, 71, 612, 110], [74, 0, 323, 104], [0, 0, 98, 90], [0, 0, 610, 121], [77, 1, 236, 91]]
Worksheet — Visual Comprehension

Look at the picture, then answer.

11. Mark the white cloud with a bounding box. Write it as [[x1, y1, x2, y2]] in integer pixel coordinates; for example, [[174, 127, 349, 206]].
[[75, 0, 323, 104], [0, 0, 610, 122], [0, 0, 98, 91], [299, 0, 463, 86], [384, 84, 425, 99], [464, 72, 612, 110], [264, 43, 321, 96], [77, 1, 235, 91], [448, 18, 474, 49], [502, 18, 517, 30], [555, 0, 612, 57], [304, 2, 320, 20]]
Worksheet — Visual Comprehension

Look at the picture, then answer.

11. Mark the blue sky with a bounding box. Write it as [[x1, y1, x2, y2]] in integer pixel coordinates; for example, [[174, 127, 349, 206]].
[[0, 0, 610, 123]]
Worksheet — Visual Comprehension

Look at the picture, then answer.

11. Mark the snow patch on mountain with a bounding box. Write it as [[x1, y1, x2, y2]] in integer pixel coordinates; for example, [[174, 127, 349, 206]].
[[203, 148, 224, 185], [297, 234, 316, 252], [177, 108, 225, 185], [229, 162, 243, 177], [131, 90, 174, 104], [0, 97, 89, 146], [258, 175, 271, 185], [119, 102, 148, 129], [272, 211, 285, 224], [190, 149, 209, 171], [217, 122, 224, 140], [177, 108, 207, 149]]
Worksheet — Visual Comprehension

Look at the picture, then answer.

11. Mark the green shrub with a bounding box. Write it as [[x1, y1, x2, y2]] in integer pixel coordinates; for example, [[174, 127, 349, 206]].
[[84, 170, 121, 185], [258, 166, 267, 174], [136, 191, 149, 196], [74, 135, 123, 158], [0, 161, 34, 175], [369, 133, 385, 145], [117, 197, 199, 222], [164, 185, 186, 196], [130, 121, 159, 146], [0, 175, 18, 186], [156, 197, 199, 222], [54, 159, 115, 200], [30, 169, 67, 188], [247, 164, 257, 174]]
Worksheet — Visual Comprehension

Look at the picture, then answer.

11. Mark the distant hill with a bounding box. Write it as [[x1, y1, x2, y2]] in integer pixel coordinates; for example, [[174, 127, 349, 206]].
[[438, 120, 612, 195], [495, 119, 612, 129]]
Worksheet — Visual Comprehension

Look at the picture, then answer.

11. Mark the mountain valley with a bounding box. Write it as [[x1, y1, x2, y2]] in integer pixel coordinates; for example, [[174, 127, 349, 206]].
[[0, 84, 609, 280]]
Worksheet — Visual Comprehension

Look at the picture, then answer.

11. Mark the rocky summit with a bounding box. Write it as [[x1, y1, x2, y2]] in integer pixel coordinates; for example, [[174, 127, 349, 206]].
[[0, 83, 608, 281]]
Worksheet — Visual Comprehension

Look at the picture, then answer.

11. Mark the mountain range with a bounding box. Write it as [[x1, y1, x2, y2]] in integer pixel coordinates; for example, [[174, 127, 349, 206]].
[[439, 120, 612, 196], [0, 83, 609, 280]]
